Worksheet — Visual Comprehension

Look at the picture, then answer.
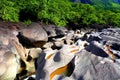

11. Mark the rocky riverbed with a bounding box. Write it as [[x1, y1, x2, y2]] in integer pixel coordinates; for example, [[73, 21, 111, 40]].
[[0, 21, 120, 80]]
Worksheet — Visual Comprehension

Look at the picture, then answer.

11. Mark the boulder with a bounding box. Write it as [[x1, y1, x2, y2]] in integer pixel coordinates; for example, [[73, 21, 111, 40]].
[[21, 23, 48, 41], [86, 28, 120, 51], [0, 50, 19, 80], [1, 21, 120, 80], [52, 42, 120, 80], [43, 42, 54, 49], [44, 25, 68, 38], [18, 23, 48, 48], [36, 28, 120, 80], [27, 48, 42, 59], [36, 44, 79, 80], [43, 25, 56, 37], [55, 27, 68, 36], [70, 48, 120, 80]]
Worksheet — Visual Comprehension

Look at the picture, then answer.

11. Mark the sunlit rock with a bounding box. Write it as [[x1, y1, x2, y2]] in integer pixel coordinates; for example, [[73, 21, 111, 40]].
[[18, 23, 48, 47], [36, 44, 79, 80], [0, 51, 18, 80]]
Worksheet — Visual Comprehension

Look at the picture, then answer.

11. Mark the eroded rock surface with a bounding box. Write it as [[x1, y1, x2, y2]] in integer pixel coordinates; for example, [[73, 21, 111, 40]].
[[36, 28, 120, 80], [0, 21, 120, 80]]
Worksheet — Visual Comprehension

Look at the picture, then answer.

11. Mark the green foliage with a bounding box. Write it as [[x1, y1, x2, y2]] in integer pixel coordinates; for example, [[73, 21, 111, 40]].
[[71, 3, 98, 26], [96, 10, 106, 24], [110, 2, 120, 12], [24, 19, 32, 25], [103, 10, 120, 27], [37, 0, 73, 26], [0, 0, 120, 27], [0, 0, 19, 22]]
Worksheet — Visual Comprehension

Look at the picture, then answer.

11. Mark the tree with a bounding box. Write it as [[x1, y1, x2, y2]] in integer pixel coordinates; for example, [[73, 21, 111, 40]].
[[0, 0, 19, 22]]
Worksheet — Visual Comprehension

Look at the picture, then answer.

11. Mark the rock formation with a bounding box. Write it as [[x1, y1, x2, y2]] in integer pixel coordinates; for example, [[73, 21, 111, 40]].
[[0, 21, 120, 80], [17, 23, 48, 48]]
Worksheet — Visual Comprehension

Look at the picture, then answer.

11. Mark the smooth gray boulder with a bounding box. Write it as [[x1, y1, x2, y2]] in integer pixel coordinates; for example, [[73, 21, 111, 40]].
[[52, 41, 120, 80], [70, 44, 120, 80], [36, 44, 79, 80]]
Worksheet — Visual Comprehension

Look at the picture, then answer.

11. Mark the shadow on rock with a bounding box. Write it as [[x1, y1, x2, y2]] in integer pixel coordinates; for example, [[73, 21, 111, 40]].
[[85, 41, 108, 57]]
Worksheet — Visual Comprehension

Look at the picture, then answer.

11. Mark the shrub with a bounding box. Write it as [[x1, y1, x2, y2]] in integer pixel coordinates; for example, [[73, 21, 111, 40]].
[[0, 0, 19, 22], [0, 0, 120, 27]]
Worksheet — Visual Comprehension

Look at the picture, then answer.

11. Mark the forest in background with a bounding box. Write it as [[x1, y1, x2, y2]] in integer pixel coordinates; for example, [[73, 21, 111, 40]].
[[0, 0, 120, 27]]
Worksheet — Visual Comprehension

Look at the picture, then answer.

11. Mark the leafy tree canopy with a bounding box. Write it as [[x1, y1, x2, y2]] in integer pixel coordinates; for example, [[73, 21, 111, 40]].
[[0, 0, 120, 27]]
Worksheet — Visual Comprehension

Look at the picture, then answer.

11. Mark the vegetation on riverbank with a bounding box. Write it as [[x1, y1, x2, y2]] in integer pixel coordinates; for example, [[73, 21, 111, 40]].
[[0, 0, 120, 27]]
